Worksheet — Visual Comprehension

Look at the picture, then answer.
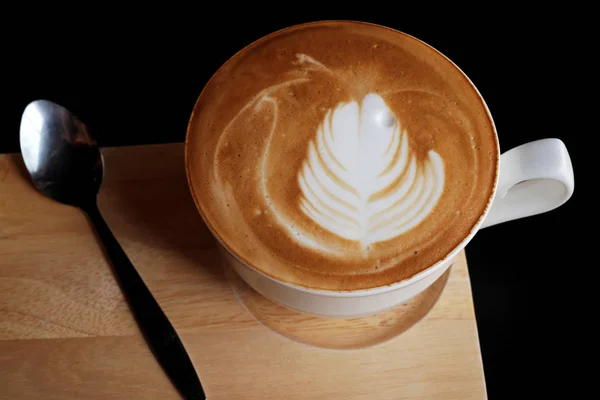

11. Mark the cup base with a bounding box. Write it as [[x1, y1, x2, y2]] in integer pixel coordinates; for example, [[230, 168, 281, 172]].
[[224, 262, 451, 350]]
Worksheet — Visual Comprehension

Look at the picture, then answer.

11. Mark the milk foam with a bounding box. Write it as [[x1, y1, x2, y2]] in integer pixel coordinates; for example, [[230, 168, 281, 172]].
[[215, 54, 446, 255], [298, 93, 445, 251]]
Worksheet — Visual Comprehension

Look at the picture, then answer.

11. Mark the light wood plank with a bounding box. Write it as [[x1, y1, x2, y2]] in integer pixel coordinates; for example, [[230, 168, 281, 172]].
[[0, 144, 486, 399]]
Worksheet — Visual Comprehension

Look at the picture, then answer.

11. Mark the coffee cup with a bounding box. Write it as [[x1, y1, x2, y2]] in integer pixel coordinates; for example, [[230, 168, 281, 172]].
[[185, 21, 574, 317]]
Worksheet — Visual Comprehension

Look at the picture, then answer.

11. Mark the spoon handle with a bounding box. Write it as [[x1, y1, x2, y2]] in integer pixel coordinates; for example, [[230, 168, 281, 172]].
[[84, 202, 206, 400]]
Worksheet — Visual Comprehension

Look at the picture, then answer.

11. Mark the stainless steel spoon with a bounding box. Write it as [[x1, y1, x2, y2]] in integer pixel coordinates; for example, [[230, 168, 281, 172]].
[[19, 99, 206, 400]]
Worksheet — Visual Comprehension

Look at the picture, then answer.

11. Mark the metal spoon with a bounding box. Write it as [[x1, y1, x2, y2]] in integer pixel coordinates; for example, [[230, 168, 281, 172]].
[[19, 99, 206, 400]]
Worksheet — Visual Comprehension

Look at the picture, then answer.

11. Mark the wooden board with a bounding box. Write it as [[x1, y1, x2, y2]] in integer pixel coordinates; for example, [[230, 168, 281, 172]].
[[0, 143, 487, 399]]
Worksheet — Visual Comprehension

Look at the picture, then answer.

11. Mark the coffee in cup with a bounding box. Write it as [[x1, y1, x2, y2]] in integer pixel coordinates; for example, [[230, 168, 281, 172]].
[[187, 21, 497, 291]]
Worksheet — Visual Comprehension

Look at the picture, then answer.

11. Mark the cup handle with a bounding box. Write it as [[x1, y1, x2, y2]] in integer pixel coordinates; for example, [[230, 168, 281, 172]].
[[480, 138, 574, 229]]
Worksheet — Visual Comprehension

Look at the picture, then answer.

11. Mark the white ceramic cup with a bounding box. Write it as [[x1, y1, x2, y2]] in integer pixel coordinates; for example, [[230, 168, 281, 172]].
[[195, 26, 575, 318]]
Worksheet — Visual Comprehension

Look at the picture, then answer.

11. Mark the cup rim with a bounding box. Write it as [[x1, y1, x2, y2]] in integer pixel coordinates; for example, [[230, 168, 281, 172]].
[[184, 19, 500, 296]]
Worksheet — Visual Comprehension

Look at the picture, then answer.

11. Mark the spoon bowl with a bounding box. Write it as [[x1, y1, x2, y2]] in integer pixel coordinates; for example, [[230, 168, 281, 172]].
[[20, 100, 103, 207]]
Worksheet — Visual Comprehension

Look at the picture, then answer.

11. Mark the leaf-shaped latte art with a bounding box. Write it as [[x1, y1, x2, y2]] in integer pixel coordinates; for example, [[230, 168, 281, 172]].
[[298, 93, 445, 250]]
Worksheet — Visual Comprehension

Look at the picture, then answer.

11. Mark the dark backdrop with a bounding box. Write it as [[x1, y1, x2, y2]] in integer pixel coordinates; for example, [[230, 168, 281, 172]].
[[3, 9, 583, 399]]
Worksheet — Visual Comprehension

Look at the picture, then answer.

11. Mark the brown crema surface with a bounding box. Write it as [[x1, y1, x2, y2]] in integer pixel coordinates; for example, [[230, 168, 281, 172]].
[[186, 21, 498, 291]]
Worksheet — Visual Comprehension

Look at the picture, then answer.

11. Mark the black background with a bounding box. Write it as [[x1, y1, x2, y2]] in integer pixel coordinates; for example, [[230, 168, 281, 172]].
[[3, 8, 584, 399]]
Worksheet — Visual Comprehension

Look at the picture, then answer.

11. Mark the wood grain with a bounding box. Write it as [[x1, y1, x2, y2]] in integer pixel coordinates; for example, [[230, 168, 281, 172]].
[[0, 143, 486, 399]]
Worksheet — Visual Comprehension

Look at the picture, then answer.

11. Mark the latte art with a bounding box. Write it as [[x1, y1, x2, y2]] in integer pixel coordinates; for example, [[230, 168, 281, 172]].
[[186, 21, 498, 290], [298, 93, 445, 250]]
